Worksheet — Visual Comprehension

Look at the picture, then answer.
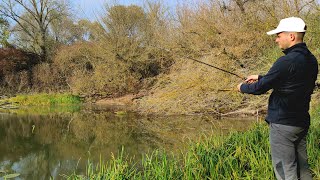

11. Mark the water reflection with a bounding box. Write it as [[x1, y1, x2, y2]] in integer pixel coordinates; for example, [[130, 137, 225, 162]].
[[0, 105, 256, 179]]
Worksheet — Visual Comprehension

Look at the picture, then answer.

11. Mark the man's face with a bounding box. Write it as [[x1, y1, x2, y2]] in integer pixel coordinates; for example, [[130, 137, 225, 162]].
[[275, 32, 291, 50]]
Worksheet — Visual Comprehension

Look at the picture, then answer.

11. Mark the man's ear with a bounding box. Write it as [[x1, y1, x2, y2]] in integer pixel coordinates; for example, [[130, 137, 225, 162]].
[[289, 33, 296, 41]]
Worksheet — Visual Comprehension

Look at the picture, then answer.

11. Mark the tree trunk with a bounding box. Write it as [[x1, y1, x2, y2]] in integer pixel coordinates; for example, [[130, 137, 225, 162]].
[[40, 28, 47, 62]]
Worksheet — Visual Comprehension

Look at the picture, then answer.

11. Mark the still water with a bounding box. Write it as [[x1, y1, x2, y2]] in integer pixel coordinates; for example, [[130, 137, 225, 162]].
[[0, 105, 256, 179]]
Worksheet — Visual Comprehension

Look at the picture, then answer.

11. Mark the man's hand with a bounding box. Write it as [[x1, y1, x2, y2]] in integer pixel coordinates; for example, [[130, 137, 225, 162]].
[[245, 75, 259, 84], [237, 75, 259, 92]]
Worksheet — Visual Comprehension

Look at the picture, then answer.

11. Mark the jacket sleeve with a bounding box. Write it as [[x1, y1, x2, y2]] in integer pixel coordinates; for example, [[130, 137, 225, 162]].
[[240, 58, 289, 95]]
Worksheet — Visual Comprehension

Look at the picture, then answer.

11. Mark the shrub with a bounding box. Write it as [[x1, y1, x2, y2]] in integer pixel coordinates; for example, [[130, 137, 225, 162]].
[[0, 48, 39, 93], [53, 42, 141, 97], [32, 63, 67, 92]]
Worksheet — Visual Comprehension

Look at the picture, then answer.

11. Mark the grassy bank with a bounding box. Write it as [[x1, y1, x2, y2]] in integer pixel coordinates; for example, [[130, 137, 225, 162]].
[[5, 93, 82, 106], [64, 108, 320, 179]]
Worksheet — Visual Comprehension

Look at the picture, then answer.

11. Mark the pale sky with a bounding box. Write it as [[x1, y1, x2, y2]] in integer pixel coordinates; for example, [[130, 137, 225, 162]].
[[72, 0, 180, 21], [69, 0, 320, 21]]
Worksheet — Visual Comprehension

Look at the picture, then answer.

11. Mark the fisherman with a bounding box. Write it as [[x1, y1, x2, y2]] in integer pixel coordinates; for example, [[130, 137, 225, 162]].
[[237, 17, 318, 180]]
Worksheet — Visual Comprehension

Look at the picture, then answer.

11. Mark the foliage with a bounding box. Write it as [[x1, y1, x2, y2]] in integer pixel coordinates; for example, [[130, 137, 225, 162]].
[[45, 2, 174, 97], [0, 48, 39, 94], [97, 3, 174, 78], [64, 148, 138, 180], [0, 16, 10, 48], [50, 18, 92, 45], [31, 62, 67, 92], [52, 42, 140, 97]]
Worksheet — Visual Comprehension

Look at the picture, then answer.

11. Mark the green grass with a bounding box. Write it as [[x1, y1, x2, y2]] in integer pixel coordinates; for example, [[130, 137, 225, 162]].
[[64, 110, 320, 180], [7, 93, 82, 106]]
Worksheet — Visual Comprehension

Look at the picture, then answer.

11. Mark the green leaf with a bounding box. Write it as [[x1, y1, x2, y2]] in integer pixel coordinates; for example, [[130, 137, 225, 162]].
[[2, 173, 20, 179]]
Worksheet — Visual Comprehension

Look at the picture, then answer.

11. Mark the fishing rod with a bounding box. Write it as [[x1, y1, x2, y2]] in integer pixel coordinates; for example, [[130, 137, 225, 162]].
[[217, 89, 236, 92], [153, 45, 246, 80], [183, 55, 246, 80]]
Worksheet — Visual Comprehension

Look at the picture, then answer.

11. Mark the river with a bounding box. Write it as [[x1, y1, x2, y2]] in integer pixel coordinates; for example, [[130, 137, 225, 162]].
[[0, 105, 256, 179]]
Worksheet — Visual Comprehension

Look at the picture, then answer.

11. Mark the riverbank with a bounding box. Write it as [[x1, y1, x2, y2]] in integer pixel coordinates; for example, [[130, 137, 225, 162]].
[[64, 106, 320, 179], [2, 89, 319, 118]]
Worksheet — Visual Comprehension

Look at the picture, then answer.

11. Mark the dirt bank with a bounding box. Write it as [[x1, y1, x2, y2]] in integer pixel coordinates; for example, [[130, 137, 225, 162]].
[[95, 93, 142, 106]]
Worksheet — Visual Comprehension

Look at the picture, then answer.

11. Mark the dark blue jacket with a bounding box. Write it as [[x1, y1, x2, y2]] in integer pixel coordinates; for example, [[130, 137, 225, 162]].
[[240, 43, 318, 127]]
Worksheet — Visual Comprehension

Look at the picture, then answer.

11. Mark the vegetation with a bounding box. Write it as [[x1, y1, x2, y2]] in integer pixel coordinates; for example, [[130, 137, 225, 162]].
[[63, 106, 320, 179], [0, 0, 319, 115], [1, 1, 319, 179], [6, 93, 82, 106], [0, 16, 9, 48], [0, 0, 70, 61]]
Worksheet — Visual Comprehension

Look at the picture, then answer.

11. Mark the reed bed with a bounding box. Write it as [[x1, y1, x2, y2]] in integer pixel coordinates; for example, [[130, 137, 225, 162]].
[[65, 113, 320, 180]]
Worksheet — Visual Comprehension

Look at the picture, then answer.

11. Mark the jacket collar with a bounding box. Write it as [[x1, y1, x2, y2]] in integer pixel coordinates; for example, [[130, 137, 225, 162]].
[[283, 42, 307, 55]]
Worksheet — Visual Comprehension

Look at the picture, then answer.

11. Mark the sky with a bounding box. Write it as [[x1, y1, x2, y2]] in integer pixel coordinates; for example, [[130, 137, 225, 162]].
[[72, 0, 181, 21], [72, 0, 320, 21]]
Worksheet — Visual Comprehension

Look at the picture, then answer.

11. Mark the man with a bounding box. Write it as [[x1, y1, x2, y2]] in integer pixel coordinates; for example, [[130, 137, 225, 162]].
[[237, 17, 318, 180]]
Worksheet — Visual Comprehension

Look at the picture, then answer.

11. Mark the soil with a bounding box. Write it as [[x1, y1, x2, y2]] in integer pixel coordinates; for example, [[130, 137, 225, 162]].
[[95, 93, 141, 106]]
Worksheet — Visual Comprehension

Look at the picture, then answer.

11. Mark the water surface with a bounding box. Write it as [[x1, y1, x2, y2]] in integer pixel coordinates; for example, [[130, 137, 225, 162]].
[[0, 105, 256, 179]]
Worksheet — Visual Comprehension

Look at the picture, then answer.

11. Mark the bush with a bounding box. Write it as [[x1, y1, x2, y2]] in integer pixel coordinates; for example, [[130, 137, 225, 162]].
[[0, 48, 39, 93], [32, 63, 67, 92], [53, 42, 141, 97]]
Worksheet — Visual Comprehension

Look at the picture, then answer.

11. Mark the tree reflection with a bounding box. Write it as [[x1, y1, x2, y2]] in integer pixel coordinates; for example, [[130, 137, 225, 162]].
[[0, 106, 255, 179]]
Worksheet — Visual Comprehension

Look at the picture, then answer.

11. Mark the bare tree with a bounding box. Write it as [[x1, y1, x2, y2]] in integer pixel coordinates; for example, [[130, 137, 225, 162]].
[[0, 0, 69, 62]]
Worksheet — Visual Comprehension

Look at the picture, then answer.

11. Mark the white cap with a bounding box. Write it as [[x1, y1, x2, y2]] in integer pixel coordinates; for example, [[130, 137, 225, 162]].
[[267, 17, 306, 35]]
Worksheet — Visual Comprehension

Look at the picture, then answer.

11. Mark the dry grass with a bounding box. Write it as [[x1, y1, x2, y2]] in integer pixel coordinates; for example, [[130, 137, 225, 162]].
[[136, 52, 269, 115]]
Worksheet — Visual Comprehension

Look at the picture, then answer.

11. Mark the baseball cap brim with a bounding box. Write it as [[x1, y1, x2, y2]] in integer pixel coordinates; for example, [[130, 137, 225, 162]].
[[266, 28, 283, 35], [266, 29, 306, 35]]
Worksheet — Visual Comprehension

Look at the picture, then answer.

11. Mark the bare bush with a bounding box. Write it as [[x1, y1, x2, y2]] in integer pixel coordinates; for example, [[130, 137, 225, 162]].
[[96, 3, 174, 78], [0, 48, 39, 93], [53, 42, 140, 97], [32, 63, 67, 92]]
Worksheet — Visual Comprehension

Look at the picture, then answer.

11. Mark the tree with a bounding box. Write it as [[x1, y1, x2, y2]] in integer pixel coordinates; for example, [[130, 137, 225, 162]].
[[98, 3, 173, 78], [98, 5, 150, 76], [100, 5, 148, 52], [50, 17, 92, 45], [0, 0, 69, 62], [0, 17, 10, 48]]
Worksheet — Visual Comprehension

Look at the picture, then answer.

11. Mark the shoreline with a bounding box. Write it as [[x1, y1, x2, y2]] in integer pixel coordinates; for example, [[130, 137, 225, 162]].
[[94, 93, 268, 118]]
